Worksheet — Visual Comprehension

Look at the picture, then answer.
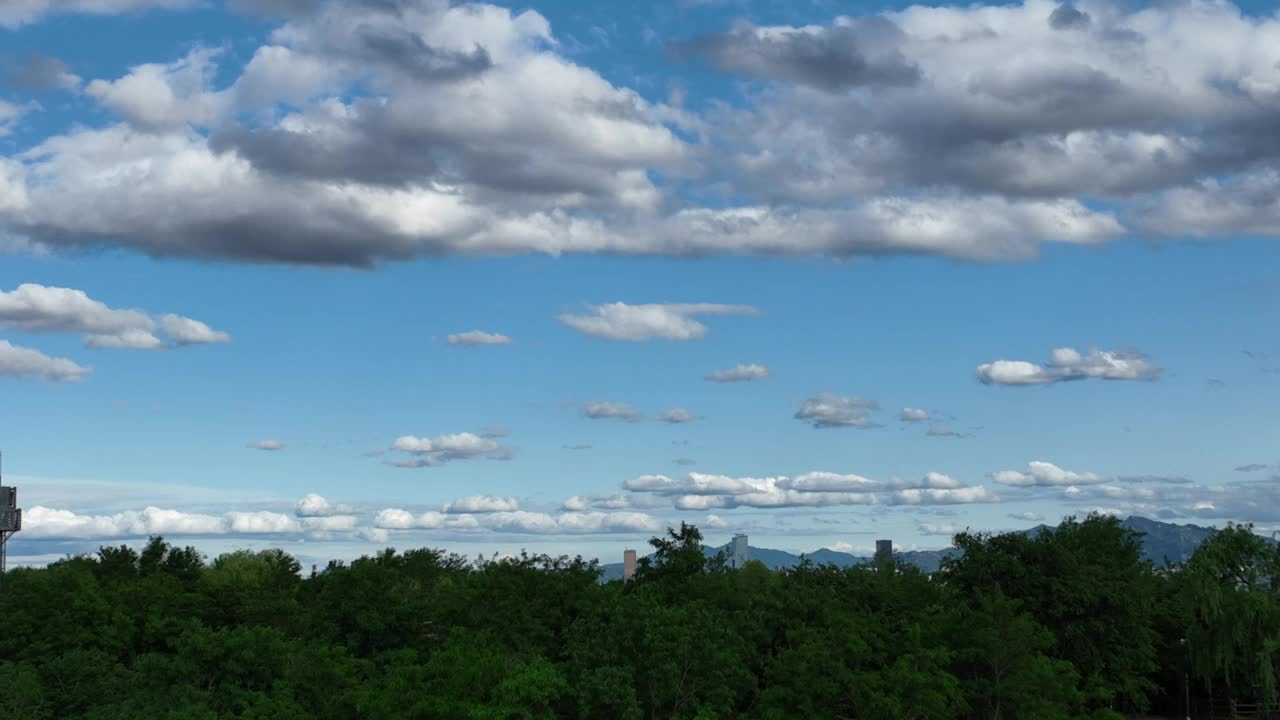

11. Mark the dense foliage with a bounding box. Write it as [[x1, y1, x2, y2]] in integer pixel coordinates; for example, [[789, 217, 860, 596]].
[[0, 514, 1276, 719]]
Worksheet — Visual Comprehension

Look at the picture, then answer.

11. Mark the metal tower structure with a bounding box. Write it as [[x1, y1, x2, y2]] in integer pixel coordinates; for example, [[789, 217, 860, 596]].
[[0, 452, 21, 573]]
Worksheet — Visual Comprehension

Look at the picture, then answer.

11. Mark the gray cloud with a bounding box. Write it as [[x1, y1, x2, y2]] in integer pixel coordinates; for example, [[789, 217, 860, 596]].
[[795, 393, 879, 428], [1008, 511, 1046, 522], [583, 401, 644, 422], [560, 303, 758, 341], [674, 458, 697, 466], [248, 440, 285, 451], [623, 470, 997, 509], [1117, 475, 1194, 484], [656, 408, 696, 424], [1235, 464, 1269, 473], [676, 18, 921, 92], [447, 330, 512, 346], [705, 363, 769, 383], [926, 425, 966, 439], [0, 340, 90, 381], [3, 52, 80, 91], [389, 432, 512, 466], [977, 347, 1160, 385], [900, 407, 930, 422], [1048, 3, 1091, 31], [0, 284, 228, 350]]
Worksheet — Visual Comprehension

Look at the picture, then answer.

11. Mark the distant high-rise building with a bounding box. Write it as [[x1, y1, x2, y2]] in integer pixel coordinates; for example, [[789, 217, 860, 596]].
[[0, 475, 21, 573], [730, 533, 749, 569], [875, 539, 893, 565], [623, 549, 637, 580]]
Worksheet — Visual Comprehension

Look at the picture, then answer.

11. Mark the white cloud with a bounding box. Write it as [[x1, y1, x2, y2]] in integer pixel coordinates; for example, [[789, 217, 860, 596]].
[[85, 47, 225, 131], [561, 493, 667, 511], [21, 504, 346, 539], [794, 393, 879, 428], [447, 330, 512, 346], [248, 440, 285, 451], [705, 363, 769, 383], [373, 507, 662, 534], [992, 461, 1105, 487], [359, 527, 390, 543], [582, 401, 644, 422], [295, 493, 346, 517], [559, 303, 758, 341], [0, 340, 90, 381], [705, 513, 728, 529], [892, 486, 997, 505], [0, 0, 198, 28], [918, 523, 968, 537], [442, 495, 520, 513], [656, 408, 696, 424], [0, 99, 38, 137], [899, 407, 930, 422], [0, 284, 228, 350], [373, 508, 415, 529], [1008, 511, 1046, 522], [625, 470, 996, 509], [226, 510, 298, 534], [157, 314, 231, 345], [977, 347, 1160, 385], [389, 432, 511, 466]]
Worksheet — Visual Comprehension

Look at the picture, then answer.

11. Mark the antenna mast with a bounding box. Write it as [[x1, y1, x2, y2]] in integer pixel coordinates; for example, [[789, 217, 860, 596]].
[[0, 451, 22, 574]]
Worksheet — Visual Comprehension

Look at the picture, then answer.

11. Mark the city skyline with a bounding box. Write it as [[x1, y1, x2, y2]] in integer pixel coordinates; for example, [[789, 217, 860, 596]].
[[1, 0, 1278, 568]]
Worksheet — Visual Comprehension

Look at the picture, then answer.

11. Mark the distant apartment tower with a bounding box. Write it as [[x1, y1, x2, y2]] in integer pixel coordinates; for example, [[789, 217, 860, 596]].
[[730, 533, 749, 569], [875, 539, 893, 565], [623, 549, 637, 580]]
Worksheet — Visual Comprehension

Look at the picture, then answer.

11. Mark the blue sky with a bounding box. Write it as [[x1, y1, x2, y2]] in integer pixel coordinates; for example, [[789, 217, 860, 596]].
[[1, 0, 1278, 567]]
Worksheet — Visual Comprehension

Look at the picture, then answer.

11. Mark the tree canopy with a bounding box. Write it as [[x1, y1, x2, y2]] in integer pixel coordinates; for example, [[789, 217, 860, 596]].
[[0, 514, 1275, 719]]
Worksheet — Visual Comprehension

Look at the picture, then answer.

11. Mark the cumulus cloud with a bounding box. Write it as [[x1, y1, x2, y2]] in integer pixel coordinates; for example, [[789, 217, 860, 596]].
[[22, 503, 362, 540], [447, 331, 512, 346], [992, 461, 1104, 487], [248, 440, 285, 451], [559, 303, 758, 341], [374, 507, 662, 534], [0, 0, 197, 28], [656, 408, 696, 424], [794, 393, 879, 428], [704, 513, 728, 529], [10, 0, 1280, 264], [705, 363, 769, 383], [899, 407, 929, 422], [582, 401, 644, 422], [0, 340, 90, 381], [977, 347, 1160, 385], [676, 17, 921, 92], [0, 284, 228, 350], [389, 432, 512, 466], [623, 470, 996, 509], [295, 493, 349, 517], [442, 495, 519, 513]]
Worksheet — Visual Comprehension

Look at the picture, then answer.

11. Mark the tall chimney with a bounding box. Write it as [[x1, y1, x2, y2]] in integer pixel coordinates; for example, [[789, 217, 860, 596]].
[[623, 549, 637, 580]]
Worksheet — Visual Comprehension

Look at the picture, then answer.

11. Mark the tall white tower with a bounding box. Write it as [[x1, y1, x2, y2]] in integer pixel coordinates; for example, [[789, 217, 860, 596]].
[[730, 533, 749, 569]]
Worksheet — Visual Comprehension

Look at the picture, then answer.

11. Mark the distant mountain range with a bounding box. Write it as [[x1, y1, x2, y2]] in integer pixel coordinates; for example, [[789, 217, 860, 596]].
[[597, 516, 1272, 581]]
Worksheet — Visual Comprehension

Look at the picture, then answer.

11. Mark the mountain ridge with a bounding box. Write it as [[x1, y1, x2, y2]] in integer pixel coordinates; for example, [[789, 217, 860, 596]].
[[597, 516, 1274, 581]]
